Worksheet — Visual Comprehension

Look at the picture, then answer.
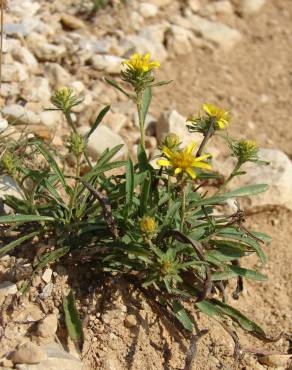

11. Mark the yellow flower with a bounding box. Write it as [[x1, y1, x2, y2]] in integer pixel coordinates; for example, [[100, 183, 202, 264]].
[[139, 216, 157, 235], [157, 142, 211, 179], [123, 53, 160, 73], [203, 103, 230, 129]]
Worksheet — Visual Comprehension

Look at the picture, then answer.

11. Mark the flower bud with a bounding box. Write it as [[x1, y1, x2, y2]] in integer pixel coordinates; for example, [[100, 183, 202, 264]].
[[68, 132, 86, 157], [231, 139, 259, 163], [162, 133, 181, 150], [1, 151, 18, 176], [139, 216, 157, 236], [51, 87, 82, 113]]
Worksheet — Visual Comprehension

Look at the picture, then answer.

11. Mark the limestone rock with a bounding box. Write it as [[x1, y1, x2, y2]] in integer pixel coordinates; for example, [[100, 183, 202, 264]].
[[91, 55, 123, 74], [79, 125, 127, 160], [0, 118, 9, 132], [188, 0, 201, 12], [232, 149, 292, 211], [186, 13, 242, 51], [44, 63, 72, 89], [148, 0, 174, 7], [0, 281, 18, 296], [27, 33, 66, 62], [156, 110, 202, 146], [36, 314, 58, 338], [41, 269, 53, 284], [2, 63, 28, 83], [2, 105, 40, 125], [166, 25, 195, 55], [124, 314, 138, 328], [204, 1, 233, 16], [139, 3, 159, 18], [21, 77, 51, 106], [12, 47, 39, 73], [11, 342, 47, 365], [39, 111, 63, 129], [60, 14, 85, 30], [239, 0, 266, 15], [258, 354, 291, 368]]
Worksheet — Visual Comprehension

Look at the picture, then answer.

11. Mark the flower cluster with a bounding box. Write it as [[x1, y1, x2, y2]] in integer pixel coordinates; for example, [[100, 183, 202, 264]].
[[51, 87, 83, 114], [230, 139, 259, 163]]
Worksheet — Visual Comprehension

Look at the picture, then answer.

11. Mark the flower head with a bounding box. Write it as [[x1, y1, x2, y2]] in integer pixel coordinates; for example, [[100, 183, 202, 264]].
[[139, 216, 157, 236], [161, 133, 181, 150], [51, 87, 83, 113], [203, 103, 230, 130], [123, 53, 160, 73], [231, 139, 259, 163], [157, 142, 211, 179]]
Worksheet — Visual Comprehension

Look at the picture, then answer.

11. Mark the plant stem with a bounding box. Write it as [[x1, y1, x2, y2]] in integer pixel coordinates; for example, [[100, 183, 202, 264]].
[[65, 111, 92, 169], [180, 181, 186, 232], [196, 118, 215, 157], [137, 94, 145, 150], [217, 161, 242, 194], [68, 154, 81, 221]]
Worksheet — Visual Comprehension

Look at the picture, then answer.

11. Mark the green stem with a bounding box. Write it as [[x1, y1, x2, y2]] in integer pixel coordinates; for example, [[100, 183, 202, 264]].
[[180, 181, 186, 232], [217, 161, 242, 194], [65, 111, 92, 169], [196, 117, 215, 157], [137, 94, 145, 150], [68, 154, 81, 221]]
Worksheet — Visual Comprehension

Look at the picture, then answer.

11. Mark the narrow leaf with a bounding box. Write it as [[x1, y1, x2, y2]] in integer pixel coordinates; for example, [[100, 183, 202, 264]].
[[140, 87, 152, 125], [173, 301, 193, 332], [0, 214, 55, 224], [105, 77, 132, 98], [0, 231, 40, 256], [139, 171, 151, 215], [84, 105, 111, 140], [125, 158, 134, 208], [63, 290, 84, 349]]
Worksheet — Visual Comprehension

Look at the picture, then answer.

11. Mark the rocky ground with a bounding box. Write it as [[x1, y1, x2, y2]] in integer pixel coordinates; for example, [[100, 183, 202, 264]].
[[0, 0, 291, 369]]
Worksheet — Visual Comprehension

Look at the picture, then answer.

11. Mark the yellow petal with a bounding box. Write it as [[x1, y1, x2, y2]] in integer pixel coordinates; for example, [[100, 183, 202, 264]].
[[157, 159, 171, 167], [174, 168, 182, 175], [203, 103, 212, 115], [185, 142, 197, 154], [195, 154, 211, 162], [192, 162, 212, 170], [186, 168, 197, 179], [162, 146, 173, 159]]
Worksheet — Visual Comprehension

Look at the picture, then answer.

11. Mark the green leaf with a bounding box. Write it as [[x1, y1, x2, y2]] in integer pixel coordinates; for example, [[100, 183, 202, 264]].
[[140, 87, 152, 126], [163, 200, 181, 226], [34, 141, 70, 194], [105, 78, 132, 98], [212, 299, 266, 335], [0, 231, 40, 256], [196, 300, 221, 317], [63, 290, 84, 349], [206, 247, 246, 263], [36, 246, 70, 271], [172, 301, 193, 332], [149, 80, 173, 88], [125, 158, 134, 209], [84, 105, 110, 140], [137, 144, 151, 172], [226, 184, 268, 197], [139, 171, 151, 215], [211, 265, 268, 281], [0, 214, 55, 224]]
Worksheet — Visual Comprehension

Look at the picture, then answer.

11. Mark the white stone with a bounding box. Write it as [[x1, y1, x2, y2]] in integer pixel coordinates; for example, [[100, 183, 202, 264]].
[[139, 3, 159, 18], [167, 25, 195, 55], [0, 281, 18, 296], [156, 110, 202, 146], [39, 283, 53, 299], [2, 63, 28, 82], [239, 0, 266, 15], [104, 112, 128, 133], [44, 63, 71, 89], [0, 118, 9, 132], [69, 81, 86, 94], [12, 47, 39, 72], [36, 314, 58, 338], [21, 77, 51, 106], [148, 0, 174, 7], [11, 342, 47, 365], [10, 0, 40, 17], [39, 111, 63, 129], [2, 105, 40, 125], [27, 33, 66, 62], [79, 125, 127, 160], [205, 1, 233, 15], [186, 14, 242, 51], [15, 343, 83, 370], [232, 149, 292, 211], [188, 0, 200, 12], [42, 268, 53, 284], [122, 34, 167, 62], [91, 55, 123, 74]]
